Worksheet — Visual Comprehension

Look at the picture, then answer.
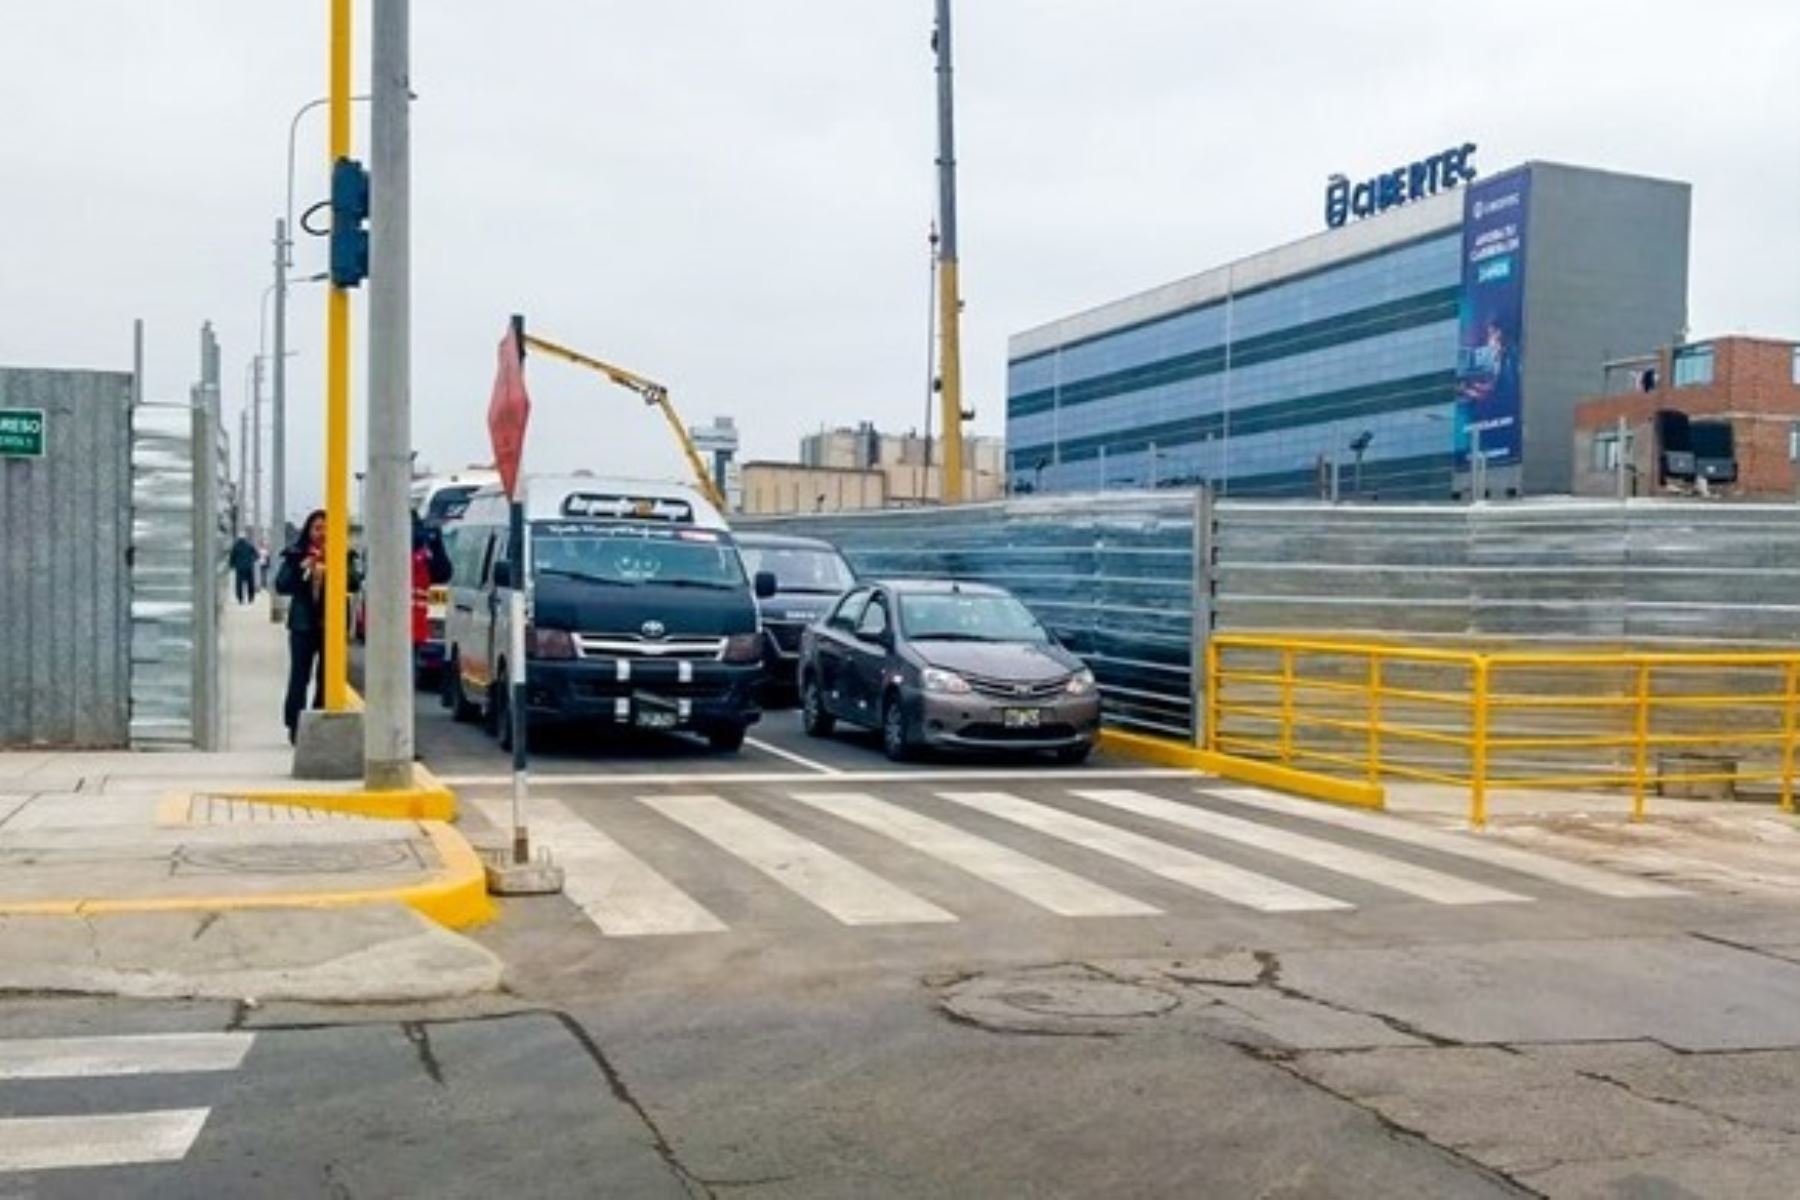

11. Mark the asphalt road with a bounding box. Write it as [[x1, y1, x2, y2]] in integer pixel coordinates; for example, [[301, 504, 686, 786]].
[[5, 688, 1799, 1197]]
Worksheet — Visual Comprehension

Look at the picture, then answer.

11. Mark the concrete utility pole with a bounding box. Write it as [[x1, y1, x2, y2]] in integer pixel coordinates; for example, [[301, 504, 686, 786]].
[[932, 0, 967, 503], [270, 218, 288, 612], [251, 353, 263, 535], [364, 0, 413, 789]]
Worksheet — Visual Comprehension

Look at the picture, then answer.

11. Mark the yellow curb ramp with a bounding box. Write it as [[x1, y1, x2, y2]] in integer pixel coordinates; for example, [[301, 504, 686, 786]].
[[1098, 728, 1386, 811], [230, 762, 457, 822], [0, 821, 495, 929]]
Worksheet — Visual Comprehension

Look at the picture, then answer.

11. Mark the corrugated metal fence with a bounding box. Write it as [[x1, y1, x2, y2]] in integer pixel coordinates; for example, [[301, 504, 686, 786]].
[[0, 368, 133, 747], [745, 494, 1800, 743]]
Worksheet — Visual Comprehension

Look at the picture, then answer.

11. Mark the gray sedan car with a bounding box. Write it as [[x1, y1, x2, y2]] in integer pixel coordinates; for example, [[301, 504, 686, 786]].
[[798, 580, 1100, 762]]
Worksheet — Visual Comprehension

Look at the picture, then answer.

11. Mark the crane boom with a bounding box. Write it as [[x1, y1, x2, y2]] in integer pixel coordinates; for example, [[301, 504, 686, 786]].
[[519, 332, 729, 512]]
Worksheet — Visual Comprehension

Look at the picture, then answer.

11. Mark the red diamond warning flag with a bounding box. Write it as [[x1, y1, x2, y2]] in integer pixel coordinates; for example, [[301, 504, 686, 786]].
[[487, 317, 531, 499]]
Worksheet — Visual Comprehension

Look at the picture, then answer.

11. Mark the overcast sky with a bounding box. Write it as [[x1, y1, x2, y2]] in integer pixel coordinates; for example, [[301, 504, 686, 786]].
[[4, 1, 1796, 517]]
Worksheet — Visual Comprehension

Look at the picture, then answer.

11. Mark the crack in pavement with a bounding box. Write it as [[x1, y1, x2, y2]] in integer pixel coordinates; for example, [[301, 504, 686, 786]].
[[1572, 1065, 1800, 1139], [401, 1020, 445, 1087]]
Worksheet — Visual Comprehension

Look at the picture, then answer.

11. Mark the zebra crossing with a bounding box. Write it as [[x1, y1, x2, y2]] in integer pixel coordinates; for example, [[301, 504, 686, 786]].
[[471, 784, 1684, 938], [0, 1031, 252, 1176]]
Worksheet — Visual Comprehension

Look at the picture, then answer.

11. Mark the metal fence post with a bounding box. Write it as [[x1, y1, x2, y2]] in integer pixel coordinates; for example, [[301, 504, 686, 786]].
[[189, 323, 224, 750], [1190, 486, 1215, 748], [1781, 660, 1798, 815], [1631, 661, 1653, 822], [1278, 649, 1296, 763], [1366, 654, 1382, 787], [1470, 655, 1491, 828]]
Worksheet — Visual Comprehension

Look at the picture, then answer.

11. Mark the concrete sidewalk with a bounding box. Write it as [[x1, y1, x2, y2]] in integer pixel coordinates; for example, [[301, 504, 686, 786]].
[[0, 599, 497, 1001]]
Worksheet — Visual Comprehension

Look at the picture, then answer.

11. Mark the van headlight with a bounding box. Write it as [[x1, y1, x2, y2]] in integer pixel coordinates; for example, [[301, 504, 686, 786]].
[[721, 633, 763, 663], [1066, 668, 1097, 696], [922, 667, 971, 695]]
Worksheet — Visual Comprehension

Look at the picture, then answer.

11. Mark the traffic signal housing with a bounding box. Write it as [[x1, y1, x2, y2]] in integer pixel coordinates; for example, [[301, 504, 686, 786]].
[[329, 157, 370, 288]]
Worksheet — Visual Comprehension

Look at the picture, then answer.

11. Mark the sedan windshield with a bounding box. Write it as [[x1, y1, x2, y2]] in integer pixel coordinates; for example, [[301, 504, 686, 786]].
[[740, 546, 855, 594], [898, 593, 1048, 643], [532, 522, 746, 589]]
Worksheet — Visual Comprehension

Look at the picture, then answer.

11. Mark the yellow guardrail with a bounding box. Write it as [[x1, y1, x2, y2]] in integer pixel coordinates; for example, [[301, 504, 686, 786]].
[[1206, 634, 1800, 826]]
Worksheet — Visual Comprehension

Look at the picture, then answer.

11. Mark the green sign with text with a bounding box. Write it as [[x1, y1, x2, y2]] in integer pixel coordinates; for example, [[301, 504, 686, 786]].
[[0, 409, 46, 458]]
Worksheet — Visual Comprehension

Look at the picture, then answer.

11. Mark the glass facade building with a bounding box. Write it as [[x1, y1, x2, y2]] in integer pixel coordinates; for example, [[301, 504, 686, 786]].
[[1007, 161, 1691, 500]]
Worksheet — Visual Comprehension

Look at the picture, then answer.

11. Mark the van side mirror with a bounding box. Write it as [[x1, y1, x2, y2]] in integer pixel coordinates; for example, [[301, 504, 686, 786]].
[[492, 560, 512, 589], [754, 571, 778, 599]]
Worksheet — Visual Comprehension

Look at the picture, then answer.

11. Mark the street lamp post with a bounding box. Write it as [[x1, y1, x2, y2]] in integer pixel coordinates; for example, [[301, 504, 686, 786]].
[[274, 92, 372, 622]]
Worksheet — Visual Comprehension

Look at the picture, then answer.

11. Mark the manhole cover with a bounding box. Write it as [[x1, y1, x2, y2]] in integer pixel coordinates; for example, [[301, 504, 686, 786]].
[[937, 965, 1181, 1036], [175, 841, 423, 876]]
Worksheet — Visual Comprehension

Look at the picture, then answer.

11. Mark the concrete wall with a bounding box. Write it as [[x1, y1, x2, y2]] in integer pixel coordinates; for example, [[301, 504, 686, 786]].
[[0, 367, 133, 747], [1521, 163, 1691, 495], [741, 463, 887, 515]]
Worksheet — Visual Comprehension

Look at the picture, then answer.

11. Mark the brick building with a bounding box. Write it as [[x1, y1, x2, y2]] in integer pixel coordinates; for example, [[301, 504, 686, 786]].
[[1572, 337, 1800, 498]]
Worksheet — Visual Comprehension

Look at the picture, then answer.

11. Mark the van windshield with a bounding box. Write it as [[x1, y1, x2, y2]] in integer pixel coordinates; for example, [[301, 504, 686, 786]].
[[532, 522, 746, 590], [739, 545, 855, 594]]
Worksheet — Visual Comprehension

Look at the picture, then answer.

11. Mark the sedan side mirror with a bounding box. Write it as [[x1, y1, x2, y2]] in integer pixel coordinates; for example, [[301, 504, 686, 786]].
[[491, 561, 512, 589], [754, 570, 778, 599]]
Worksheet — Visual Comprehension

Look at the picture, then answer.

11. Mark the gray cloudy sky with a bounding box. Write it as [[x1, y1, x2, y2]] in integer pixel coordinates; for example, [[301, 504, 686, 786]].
[[4, 2, 1796, 516]]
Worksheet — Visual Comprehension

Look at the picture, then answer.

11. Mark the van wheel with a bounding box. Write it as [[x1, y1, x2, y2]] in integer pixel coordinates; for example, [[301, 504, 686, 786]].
[[882, 694, 912, 763], [446, 655, 480, 723], [486, 667, 509, 745], [800, 675, 835, 737], [707, 725, 746, 753]]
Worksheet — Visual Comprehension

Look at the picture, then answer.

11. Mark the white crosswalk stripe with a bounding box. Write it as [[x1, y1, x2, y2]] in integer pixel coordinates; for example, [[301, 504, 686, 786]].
[[935, 791, 1352, 913], [789, 792, 1160, 918], [638, 794, 957, 926], [0, 1032, 257, 1175], [472, 796, 726, 936], [1072, 789, 1532, 906], [0, 1032, 253, 1081], [1201, 786, 1685, 899], [0, 1110, 211, 1174]]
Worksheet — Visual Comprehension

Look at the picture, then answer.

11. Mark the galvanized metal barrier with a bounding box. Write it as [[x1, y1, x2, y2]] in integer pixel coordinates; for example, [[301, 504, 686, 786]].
[[747, 493, 1800, 759], [1208, 633, 1800, 825], [742, 493, 1208, 739]]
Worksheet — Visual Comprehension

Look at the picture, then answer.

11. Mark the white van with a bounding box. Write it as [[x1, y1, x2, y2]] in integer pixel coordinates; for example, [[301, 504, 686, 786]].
[[441, 475, 772, 752]]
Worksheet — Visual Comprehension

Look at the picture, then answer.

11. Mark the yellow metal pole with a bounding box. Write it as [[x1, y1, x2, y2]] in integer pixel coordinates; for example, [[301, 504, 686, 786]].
[[938, 260, 965, 503], [1470, 656, 1490, 828], [321, 0, 352, 711], [1366, 654, 1383, 787], [1278, 648, 1296, 764], [1632, 662, 1651, 822], [1780, 662, 1796, 814]]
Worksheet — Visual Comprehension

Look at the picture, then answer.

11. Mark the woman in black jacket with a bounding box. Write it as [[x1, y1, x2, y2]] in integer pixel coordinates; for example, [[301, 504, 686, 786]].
[[274, 509, 362, 742]]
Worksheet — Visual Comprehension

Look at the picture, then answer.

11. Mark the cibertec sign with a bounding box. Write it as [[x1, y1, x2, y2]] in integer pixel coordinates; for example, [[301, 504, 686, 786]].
[[1326, 143, 1479, 228]]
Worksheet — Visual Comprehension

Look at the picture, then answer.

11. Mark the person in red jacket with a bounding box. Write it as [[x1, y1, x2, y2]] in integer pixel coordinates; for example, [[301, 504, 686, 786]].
[[410, 512, 454, 658]]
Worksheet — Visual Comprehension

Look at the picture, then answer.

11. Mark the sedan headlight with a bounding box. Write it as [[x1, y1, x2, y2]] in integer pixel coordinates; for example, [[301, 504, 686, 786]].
[[721, 633, 764, 663], [1066, 668, 1097, 696], [922, 667, 971, 694]]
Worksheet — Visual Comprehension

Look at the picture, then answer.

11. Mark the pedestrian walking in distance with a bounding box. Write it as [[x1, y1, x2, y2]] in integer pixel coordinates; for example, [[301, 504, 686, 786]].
[[275, 509, 362, 743], [229, 530, 259, 604]]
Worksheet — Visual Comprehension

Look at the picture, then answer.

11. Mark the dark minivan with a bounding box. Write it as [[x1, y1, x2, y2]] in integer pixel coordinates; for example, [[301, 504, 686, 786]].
[[442, 476, 771, 752], [736, 532, 857, 696]]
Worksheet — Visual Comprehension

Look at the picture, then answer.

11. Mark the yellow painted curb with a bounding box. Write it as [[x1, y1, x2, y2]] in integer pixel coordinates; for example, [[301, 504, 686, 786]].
[[1097, 728, 1385, 811], [1097, 727, 1210, 770], [234, 763, 456, 822], [1193, 751, 1386, 811], [0, 821, 495, 929]]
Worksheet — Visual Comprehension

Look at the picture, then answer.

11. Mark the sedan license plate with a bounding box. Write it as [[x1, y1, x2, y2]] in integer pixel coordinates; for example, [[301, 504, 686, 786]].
[[635, 708, 679, 731], [1003, 708, 1042, 729]]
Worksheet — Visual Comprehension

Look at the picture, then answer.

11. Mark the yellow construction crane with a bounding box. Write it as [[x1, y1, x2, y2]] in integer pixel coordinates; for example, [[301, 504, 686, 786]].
[[519, 332, 730, 513]]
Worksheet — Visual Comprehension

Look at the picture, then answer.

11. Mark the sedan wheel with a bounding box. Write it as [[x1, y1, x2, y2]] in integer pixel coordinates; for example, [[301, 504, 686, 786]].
[[882, 695, 912, 763], [801, 675, 835, 737]]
